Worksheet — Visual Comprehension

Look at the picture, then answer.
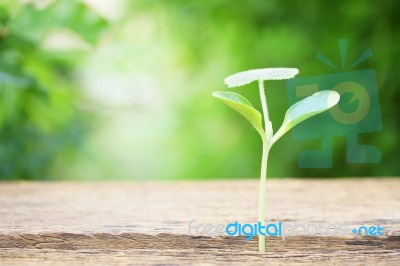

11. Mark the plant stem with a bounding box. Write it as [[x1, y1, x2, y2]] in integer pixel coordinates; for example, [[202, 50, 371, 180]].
[[258, 79, 271, 253], [258, 80, 270, 125], [258, 139, 269, 252]]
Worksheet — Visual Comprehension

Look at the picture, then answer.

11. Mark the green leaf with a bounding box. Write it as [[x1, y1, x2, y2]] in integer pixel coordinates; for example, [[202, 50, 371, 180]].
[[9, 0, 108, 45], [212, 91, 265, 136], [271, 90, 340, 145], [0, 70, 32, 88], [47, 0, 108, 44]]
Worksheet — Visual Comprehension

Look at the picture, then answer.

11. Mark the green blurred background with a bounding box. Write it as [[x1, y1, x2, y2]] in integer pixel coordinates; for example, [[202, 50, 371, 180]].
[[0, 0, 398, 180]]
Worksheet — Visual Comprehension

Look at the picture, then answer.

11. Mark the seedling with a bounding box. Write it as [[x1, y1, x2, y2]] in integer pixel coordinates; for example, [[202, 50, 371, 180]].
[[212, 68, 340, 252]]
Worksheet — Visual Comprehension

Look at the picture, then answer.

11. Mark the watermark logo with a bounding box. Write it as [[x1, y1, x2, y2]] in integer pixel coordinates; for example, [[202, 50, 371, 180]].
[[188, 219, 384, 240], [352, 225, 384, 237], [286, 39, 382, 168]]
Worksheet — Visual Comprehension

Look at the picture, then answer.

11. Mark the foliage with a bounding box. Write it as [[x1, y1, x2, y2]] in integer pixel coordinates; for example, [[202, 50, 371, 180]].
[[0, 0, 108, 179], [121, 0, 400, 178], [1, 0, 399, 180]]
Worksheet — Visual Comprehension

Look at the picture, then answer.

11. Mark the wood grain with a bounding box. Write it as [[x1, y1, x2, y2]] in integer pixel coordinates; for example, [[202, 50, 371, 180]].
[[0, 179, 399, 265]]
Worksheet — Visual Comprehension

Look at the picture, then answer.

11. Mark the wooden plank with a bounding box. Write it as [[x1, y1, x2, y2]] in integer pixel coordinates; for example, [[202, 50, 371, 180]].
[[0, 179, 399, 265]]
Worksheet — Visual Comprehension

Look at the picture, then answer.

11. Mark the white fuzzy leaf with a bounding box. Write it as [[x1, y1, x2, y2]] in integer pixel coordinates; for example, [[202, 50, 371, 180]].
[[224, 68, 299, 88]]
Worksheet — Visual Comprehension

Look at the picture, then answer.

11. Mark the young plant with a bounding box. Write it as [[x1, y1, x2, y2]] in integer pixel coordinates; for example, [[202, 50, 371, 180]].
[[212, 68, 340, 252]]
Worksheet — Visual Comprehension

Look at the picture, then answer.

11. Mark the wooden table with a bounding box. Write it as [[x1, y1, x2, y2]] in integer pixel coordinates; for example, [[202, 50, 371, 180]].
[[0, 179, 399, 265]]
